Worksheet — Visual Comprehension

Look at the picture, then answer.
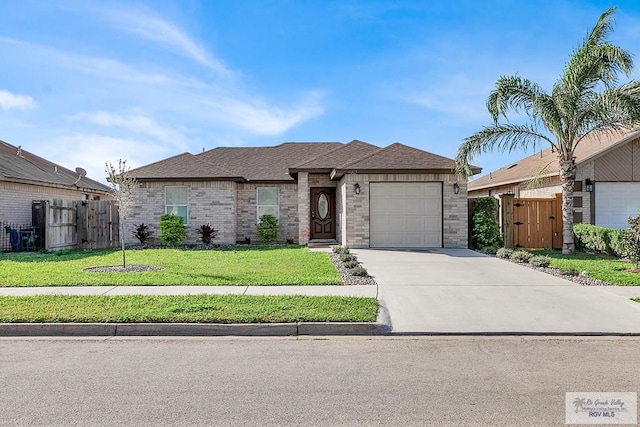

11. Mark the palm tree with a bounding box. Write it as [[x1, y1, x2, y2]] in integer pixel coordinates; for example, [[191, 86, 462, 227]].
[[456, 7, 640, 254]]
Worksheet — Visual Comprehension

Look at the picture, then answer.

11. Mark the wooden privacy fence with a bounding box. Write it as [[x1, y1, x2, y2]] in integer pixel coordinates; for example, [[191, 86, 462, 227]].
[[32, 199, 119, 250], [500, 194, 563, 250]]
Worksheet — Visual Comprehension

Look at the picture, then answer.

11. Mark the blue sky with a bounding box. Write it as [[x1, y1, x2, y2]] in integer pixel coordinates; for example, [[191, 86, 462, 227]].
[[2, 0, 640, 182]]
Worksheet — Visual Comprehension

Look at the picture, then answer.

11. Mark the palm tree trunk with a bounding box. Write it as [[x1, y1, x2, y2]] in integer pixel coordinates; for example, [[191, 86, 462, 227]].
[[560, 158, 576, 254]]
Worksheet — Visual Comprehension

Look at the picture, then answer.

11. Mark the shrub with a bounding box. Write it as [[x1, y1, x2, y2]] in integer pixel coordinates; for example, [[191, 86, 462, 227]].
[[197, 224, 218, 245], [529, 255, 551, 268], [480, 246, 498, 255], [331, 246, 342, 254], [496, 248, 513, 259], [573, 223, 626, 257], [343, 260, 359, 269], [623, 213, 640, 267], [159, 214, 187, 247], [257, 214, 279, 244], [510, 250, 533, 263], [348, 266, 368, 276], [132, 223, 152, 249], [340, 253, 356, 263], [559, 267, 579, 276], [470, 197, 502, 249]]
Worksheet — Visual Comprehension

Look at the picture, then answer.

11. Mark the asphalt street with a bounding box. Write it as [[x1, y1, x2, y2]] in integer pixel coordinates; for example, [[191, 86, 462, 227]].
[[1, 336, 639, 426]]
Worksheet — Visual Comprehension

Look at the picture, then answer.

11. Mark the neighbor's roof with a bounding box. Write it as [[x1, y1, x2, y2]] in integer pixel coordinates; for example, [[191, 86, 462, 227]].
[[129, 140, 472, 182], [468, 128, 640, 191], [0, 139, 111, 193]]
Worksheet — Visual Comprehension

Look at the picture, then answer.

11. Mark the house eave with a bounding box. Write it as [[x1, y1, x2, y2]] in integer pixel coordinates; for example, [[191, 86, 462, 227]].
[[468, 172, 559, 192], [1, 176, 111, 194], [330, 168, 465, 179]]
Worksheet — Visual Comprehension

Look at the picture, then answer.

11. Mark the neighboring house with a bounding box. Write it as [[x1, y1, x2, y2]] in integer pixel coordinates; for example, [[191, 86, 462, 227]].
[[0, 139, 112, 226], [468, 129, 640, 230], [127, 140, 480, 248]]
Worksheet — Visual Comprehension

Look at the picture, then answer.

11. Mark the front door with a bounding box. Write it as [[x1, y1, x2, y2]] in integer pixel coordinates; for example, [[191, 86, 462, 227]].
[[310, 187, 336, 240]]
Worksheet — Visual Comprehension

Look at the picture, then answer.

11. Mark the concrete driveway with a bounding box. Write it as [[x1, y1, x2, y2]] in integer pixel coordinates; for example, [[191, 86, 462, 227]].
[[353, 248, 640, 334]]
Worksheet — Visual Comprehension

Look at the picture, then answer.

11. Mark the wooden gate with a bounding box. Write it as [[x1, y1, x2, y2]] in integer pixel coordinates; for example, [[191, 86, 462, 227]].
[[501, 194, 562, 249], [32, 199, 119, 250]]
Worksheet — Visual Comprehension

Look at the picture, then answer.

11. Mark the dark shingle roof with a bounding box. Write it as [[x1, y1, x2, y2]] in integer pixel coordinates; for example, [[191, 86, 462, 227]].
[[468, 128, 640, 191], [290, 140, 381, 171], [0, 140, 111, 193], [331, 142, 480, 177], [128, 152, 240, 180], [128, 140, 469, 182], [197, 142, 342, 181]]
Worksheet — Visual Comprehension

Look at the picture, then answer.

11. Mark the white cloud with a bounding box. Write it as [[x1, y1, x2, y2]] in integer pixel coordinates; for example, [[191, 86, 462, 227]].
[[70, 111, 185, 144], [0, 89, 36, 110], [202, 92, 325, 135], [105, 7, 229, 75], [42, 134, 175, 183]]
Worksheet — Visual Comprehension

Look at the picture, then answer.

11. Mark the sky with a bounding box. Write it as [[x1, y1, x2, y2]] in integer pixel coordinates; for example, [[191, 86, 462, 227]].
[[2, 0, 640, 183]]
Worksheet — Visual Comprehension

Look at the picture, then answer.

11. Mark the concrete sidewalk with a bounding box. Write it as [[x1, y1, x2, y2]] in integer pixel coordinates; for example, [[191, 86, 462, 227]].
[[353, 248, 640, 335], [0, 285, 378, 298]]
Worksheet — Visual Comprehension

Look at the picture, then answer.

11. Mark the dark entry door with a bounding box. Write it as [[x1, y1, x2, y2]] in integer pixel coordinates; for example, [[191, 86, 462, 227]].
[[310, 188, 336, 240]]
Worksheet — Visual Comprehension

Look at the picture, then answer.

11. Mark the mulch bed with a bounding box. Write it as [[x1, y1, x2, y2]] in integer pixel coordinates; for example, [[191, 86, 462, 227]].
[[83, 265, 165, 273]]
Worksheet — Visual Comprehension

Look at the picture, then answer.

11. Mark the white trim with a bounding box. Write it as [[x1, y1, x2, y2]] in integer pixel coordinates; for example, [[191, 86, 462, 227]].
[[165, 186, 189, 225]]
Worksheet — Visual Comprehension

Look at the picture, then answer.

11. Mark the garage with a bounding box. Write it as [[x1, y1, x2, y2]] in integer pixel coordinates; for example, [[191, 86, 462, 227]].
[[595, 182, 640, 229], [369, 182, 442, 248]]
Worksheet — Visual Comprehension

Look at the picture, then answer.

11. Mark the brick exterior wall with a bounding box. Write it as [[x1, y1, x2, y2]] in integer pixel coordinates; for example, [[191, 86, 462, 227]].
[[297, 172, 309, 245], [237, 182, 298, 244], [339, 173, 468, 248], [0, 181, 107, 225], [126, 181, 236, 245], [575, 159, 594, 224]]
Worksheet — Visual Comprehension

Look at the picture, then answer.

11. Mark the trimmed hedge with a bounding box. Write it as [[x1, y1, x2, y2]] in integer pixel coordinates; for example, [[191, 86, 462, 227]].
[[573, 223, 626, 257]]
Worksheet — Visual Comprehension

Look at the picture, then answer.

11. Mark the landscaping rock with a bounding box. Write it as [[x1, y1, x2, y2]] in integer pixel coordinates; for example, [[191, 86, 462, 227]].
[[330, 253, 377, 286]]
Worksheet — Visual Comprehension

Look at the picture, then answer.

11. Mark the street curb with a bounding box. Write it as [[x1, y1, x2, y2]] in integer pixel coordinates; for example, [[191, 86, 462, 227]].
[[0, 322, 391, 337]]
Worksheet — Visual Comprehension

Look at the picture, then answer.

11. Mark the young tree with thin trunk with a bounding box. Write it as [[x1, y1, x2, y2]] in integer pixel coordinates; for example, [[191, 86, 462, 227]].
[[106, 159, 137, 268], [455, 7, 640, 254]]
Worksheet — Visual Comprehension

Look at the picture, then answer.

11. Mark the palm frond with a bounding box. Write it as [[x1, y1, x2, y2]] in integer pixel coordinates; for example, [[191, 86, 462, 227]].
[[524, 160, 556, 190], [487, 76, 548, 122], [455, 124, 555, 178]]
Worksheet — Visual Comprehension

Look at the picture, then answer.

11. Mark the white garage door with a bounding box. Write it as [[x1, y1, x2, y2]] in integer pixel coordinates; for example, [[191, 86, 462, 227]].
[[595, 182, 640, 229], [370, 182, 442, 248]]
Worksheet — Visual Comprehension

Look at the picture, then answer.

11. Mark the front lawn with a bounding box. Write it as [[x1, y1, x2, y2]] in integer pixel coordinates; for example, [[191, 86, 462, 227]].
[[0, 295, 378, 323], [0, 247, 342, 287], [529, 250, 640, 286]]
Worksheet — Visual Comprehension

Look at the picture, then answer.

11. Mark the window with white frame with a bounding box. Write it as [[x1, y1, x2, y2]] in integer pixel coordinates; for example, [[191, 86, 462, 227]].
[[165, 186, 188, 224], [257, 187, 279, 221]]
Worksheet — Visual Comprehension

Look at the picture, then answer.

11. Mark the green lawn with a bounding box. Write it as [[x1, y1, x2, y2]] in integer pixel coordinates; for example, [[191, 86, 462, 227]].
[[530, 250, 640, 286], [0, 295, 378, 323], [0, 247, 342, 287]]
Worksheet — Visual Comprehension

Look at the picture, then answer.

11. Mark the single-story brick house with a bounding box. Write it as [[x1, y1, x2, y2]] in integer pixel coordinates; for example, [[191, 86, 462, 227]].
[[126, 140, 480, 248], [0, 139, 112, 226], [468, 129, 640, 229]]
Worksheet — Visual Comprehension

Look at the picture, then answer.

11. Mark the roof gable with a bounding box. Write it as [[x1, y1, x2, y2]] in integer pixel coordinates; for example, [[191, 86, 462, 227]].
[[339, 142, 465, 172], [0, 140, 110, 193], [290, 140, 381, 171]]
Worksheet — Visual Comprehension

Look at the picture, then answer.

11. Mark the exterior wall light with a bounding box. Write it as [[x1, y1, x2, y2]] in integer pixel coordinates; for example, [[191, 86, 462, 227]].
[[354, 183, 361, 195], [453, 182, 460, 194], [585, 179, 593, 192]]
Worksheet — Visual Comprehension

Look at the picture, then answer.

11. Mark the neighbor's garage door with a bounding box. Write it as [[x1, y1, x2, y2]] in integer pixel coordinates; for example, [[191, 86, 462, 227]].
[[370, 182, 442, 248], [595, 182, 640, 229]]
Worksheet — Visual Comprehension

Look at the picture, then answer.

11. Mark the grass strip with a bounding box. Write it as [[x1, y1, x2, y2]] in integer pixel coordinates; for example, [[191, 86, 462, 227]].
[[529, 250, 640, 286], [0, 247, 342, 286], [0, 295, 378, 323]]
